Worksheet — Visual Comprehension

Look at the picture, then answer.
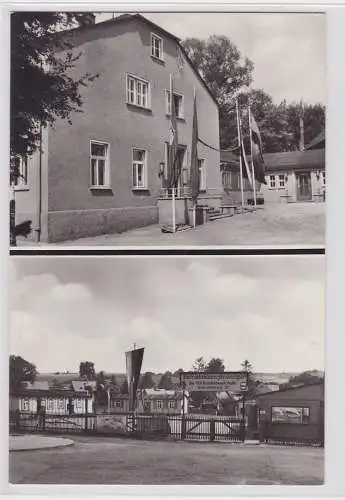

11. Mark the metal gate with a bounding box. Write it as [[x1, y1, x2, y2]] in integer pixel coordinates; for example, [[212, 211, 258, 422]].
[[183, 416, 243, 442]]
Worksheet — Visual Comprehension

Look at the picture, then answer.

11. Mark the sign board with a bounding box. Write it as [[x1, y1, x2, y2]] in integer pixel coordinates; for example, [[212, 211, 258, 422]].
[[181, 371, 248, 393]]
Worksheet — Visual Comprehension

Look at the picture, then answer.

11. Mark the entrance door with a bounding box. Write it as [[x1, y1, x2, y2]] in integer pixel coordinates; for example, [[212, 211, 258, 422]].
[[296, 173, 312, 201]]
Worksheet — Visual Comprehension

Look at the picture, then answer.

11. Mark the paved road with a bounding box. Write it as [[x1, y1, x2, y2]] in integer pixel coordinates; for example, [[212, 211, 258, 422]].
[[9, 435, 324, 485], [16, 202, 325, 247]]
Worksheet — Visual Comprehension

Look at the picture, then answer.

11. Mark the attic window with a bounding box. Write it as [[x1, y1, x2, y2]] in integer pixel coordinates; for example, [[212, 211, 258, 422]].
[[151, 33, 164, 61]]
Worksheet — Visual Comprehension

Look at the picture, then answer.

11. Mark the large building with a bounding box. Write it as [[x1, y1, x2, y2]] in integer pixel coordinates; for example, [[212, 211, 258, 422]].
[[14, 13, 221, 243]]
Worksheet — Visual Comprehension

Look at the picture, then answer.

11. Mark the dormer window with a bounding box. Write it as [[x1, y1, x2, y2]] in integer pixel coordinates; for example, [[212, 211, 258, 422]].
[[151, 33, 163, 61]]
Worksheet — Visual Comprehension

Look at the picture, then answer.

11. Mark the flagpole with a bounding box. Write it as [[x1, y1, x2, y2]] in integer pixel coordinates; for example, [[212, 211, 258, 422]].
[[248, 104, 257, 211], [193, 87, 197, 228], [236, 99, 244, 214], [170, 73, 176, 233]]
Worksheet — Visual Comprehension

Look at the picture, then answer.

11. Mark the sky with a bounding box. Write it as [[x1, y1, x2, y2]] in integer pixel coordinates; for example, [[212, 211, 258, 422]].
[[96, 12, 326, 105], [9, 256, 325, 375]]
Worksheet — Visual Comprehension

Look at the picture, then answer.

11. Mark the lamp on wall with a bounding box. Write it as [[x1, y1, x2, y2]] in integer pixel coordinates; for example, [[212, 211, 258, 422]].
[[158, 162, 165, 178]]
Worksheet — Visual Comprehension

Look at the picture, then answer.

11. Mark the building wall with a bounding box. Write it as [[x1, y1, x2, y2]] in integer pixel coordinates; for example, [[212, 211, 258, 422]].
[[13, 129, 49, 242], [262, 168, 325, 204], [11, 394, 93, 414], [44, 18, 220, 242], [257, 384, 324, 442]]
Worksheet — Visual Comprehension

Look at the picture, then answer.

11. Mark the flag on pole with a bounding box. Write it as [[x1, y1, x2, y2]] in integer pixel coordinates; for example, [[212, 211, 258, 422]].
[[237, 111, 253, 186], [250, 113, 267, 184], [190, 91, 199, 203], [125, 347, 144, 412], [167, 75, 179, 189]]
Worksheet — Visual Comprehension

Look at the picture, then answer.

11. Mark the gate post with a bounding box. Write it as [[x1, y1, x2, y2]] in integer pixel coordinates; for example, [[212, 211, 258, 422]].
[[85, 396, 88, 432], [181, 414, 186, 440], [210, 419, 215, 442]]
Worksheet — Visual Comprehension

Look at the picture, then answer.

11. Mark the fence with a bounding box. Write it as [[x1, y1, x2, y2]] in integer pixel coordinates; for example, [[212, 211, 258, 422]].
[[9, 410, 243, 443]]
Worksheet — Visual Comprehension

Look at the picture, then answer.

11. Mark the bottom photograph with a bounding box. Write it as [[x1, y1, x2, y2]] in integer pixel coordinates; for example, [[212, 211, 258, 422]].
[[9, 255, 324, 486]]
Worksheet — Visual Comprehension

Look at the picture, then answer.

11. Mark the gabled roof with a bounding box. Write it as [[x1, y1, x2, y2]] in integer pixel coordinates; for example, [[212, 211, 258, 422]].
[[22, 381, 49, 391], [263, 149, 325, 172], [66, 13, 218, 106], [255, 380, 324, 399]]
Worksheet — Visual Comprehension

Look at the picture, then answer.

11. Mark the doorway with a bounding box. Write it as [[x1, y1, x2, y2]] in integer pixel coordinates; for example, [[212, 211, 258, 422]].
[[296, 172, 312, 201]]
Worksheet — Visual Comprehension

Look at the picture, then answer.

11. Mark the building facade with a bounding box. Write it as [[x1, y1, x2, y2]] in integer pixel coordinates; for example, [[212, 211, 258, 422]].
[[261, 148, 325, 204], [110, 389, 187, 415], [256, 382, 324, 444], [10, 389, 94, 415], [15, 14, 221, 243]]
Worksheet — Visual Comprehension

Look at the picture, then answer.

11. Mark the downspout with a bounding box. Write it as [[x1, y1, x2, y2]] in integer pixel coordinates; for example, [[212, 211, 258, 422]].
[[34, 122, 42, 243]]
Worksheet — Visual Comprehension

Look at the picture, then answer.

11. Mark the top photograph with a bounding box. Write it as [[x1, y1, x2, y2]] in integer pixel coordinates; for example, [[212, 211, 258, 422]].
[[9, 11, 326, 248]]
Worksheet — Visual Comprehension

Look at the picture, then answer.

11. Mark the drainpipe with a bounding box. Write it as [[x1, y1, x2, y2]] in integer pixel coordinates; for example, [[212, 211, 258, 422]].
[[34, 123, 42, 243]]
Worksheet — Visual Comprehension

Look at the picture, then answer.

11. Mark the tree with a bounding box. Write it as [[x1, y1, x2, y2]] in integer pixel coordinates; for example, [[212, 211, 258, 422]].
[[285, 370, 324, 388], [139, 372, 155, 390], [96, 370, 106, 387], [183, 35, 254, 149], [206, 358, 225, 372], [173, 368, 184, 377], [9, 355, 37, 391], [285, 102, 325, 151], [192, 357, 207, 372], [79, 361, 96, 380], [11, 12, 98, 158], [157, 372, 174, 390], [241, 359, 257, 398]]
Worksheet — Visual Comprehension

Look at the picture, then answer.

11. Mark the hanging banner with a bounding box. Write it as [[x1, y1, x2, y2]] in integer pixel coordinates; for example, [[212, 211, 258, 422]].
[[181, 371, 248, 393], [125, 347, 144, 412]]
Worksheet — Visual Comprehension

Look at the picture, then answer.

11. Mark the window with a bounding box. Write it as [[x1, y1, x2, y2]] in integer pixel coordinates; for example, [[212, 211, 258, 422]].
[[168, 399, 176, 409], [126, 74, 150, 109], [21, 398, 30, 411], [156, 400, 163, 409], [198, 159, 206, 191], [271, 406, 310, 425], [322, 171, 326, 185], [46, 398, 54, 412], [11, 156, 28, 188], [151, 33, 164, 60], [115, 400, 123, 408], [57, 398, 66, 411], [132, 149, 147, 190], [269, 175, 276, 188], [279, 174, 285, 187], [90, 141, 109, 188], [166, 91, 184, 119]]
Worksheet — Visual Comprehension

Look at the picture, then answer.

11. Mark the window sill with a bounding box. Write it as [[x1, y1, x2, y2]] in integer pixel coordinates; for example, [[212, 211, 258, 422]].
[[89, 186, 112, 191], [132, 187, 149, 193], [126, 102, 152, 113], [166, 113, 185, 122], [151, 55, 165, 64], [14, 186, 29, 192]]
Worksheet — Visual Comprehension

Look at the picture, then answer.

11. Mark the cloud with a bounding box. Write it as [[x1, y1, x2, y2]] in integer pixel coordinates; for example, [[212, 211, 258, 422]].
[[9, 257, 325, 374]]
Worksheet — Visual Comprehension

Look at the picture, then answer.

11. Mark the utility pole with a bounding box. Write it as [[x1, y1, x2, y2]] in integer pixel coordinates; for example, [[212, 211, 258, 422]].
[[299, 100, 305, 152]]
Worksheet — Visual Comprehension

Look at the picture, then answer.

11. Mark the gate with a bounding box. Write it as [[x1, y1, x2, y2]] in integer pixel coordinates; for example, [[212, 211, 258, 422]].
[[183, 415, 243, 442]]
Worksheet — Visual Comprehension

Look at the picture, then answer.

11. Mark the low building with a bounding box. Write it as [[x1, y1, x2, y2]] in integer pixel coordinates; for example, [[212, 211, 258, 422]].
[[261, 131, 325, 204], [10, 388, 94, 415], [110, 389, 187, 414], [255, 382, 324, 444], [220, 151, 262, 206]]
